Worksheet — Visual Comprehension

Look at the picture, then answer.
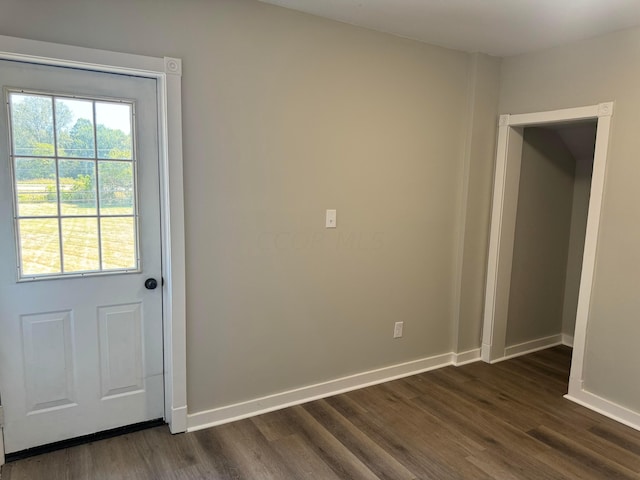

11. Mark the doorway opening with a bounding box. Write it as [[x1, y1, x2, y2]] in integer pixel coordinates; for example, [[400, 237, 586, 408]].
[[503, 122, 595, 357], [481, 104, 613, 404]]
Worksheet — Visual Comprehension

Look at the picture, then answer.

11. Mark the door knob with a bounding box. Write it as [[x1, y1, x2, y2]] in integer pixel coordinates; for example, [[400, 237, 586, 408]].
[[145, 278, 158, 290]]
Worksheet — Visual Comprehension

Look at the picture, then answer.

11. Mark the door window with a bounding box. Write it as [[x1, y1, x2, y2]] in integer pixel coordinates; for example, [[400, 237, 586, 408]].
[[7, 90, 139, 279]]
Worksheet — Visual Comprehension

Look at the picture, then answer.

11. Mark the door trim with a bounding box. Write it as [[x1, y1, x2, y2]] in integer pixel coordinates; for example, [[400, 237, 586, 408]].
[[0, 35, 187, 447], [481, 102, 613, 408], [0, 405, 4, 466]]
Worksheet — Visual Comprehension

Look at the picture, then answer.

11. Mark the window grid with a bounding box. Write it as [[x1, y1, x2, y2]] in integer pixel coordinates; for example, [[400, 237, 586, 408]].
[[91, 100, 104, 273], [7, 89, 140, 280]]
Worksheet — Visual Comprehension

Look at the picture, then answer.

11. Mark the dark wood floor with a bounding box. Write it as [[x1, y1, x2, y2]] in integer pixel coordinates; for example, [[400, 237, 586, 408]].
[[4, 346, 640, 479]]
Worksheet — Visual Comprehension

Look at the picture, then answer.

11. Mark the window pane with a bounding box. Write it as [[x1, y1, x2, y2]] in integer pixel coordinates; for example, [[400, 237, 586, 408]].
[[96, 103, 132, 159], [59, 160, 97, 216], [61, 218, 100, 272], [10, 94, 55, 157], [101, 217, 136, 270], [9, 93, 141, 279], [56, 98, 95, 158], [14, 158, 58, 217], [19, 218, 61, 275], [98, 161, 134, 214]]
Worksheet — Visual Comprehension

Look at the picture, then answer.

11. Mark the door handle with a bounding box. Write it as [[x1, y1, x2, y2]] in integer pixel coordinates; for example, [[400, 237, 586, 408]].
[[144, 278, 158, 290]]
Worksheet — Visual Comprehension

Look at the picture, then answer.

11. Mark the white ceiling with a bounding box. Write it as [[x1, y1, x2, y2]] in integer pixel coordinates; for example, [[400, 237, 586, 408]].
[[258, 0, 640, 56]]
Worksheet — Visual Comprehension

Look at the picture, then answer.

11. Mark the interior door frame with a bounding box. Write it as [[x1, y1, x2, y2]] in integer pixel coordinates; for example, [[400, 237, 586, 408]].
[[481, 102, 613, 399], [0, 35, 187, 453]]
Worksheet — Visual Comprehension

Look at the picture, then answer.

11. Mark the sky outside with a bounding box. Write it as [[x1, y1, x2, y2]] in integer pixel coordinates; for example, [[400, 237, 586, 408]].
[[11, 93, 132, 135]]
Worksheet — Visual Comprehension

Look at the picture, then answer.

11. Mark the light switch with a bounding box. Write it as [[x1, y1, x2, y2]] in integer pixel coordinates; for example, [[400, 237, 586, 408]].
[[325, 209, 337, 228]]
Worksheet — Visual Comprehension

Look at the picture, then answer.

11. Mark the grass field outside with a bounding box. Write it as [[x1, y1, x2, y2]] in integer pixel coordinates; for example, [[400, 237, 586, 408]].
[[17, 201, 137, 276]]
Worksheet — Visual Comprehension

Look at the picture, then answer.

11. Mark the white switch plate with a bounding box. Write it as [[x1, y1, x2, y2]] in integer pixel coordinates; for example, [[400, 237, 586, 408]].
[[326, 209, 337, 228], [394, 321, 403, 338]]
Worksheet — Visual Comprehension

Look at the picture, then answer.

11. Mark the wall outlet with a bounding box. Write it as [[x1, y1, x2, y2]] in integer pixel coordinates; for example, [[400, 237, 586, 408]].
[[326, 209, 337, 228], [393, 321, 403, 338]]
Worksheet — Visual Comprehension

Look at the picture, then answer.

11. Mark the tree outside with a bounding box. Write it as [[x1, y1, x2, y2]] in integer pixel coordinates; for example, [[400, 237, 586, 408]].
[[11, 94, 134, 211]]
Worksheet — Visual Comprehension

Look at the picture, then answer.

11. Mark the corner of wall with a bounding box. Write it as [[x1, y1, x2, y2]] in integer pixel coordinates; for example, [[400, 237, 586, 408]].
[[452, 52, 502, 355], [450, 52, 479, 355]]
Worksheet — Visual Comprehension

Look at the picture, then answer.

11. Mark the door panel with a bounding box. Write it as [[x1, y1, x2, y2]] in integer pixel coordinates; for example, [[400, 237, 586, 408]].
[[98, 303, 144, 398], [21, 310, 76, 412], [0, 60, 163, 453]]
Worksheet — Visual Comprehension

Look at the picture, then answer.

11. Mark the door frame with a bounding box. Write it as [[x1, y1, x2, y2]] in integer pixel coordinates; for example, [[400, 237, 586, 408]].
[[0, 35, 187, 450], [481, 103, 613, 397]]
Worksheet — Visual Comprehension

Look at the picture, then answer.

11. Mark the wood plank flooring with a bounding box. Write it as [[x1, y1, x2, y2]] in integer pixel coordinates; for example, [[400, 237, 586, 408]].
[[4, 346, 640, 479]]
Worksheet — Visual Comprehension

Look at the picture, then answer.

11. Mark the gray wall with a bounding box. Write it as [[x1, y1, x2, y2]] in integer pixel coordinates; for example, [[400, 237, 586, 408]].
[[562, 155, 594, 339], [505, 128, 575, 347], [0, 0, 500, 414], [500, 26, 640, 412]]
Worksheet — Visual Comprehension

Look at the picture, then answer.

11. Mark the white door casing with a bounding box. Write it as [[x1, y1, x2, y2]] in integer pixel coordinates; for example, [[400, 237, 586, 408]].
[[0, 35, 186, 463], [481, 104, 628, 422], [0, 406, 4, 465], [0, 60, 163, 453]]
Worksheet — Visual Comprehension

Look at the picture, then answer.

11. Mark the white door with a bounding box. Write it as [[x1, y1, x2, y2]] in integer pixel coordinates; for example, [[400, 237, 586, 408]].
[[0, 60, 164, 453]]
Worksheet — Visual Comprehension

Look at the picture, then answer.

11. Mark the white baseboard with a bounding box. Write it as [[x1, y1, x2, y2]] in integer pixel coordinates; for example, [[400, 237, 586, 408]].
[[562, 334, 574, 348], [565, 388, 640, 433], [188, 352, 459, 432], [453, 348, 482, 366], [185, 340, 640, 439], [503, 334, 563, 360]]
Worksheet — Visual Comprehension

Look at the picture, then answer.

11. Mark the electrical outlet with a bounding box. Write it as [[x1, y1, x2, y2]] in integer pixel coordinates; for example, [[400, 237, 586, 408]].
[[393, 321, 403, 338], [326, 209, 337, 228]]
